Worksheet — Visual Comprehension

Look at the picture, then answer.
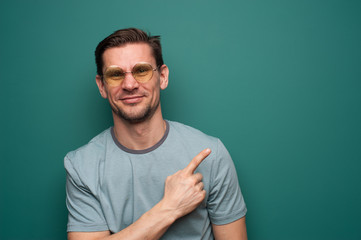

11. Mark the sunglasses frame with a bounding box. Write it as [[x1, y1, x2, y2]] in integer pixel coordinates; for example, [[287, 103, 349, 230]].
[[102, 62, 159, 85]]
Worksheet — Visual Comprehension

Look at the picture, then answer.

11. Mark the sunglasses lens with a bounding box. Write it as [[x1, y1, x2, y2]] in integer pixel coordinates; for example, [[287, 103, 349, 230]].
[[103, 63, 155, 85], [104, 67, 125, 85], [133, 63, 154, 83]]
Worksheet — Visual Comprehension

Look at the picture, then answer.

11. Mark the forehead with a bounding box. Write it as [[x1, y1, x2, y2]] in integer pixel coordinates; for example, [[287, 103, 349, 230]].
[[102, 43, 155, 69]]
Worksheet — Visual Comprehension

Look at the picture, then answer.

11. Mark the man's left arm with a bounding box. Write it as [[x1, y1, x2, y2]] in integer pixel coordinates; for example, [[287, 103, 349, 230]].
[[207, 139, 248, 239], [212, 217, 247, 240]]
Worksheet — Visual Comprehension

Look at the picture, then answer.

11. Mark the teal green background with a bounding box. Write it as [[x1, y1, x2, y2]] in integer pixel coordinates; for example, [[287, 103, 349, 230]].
[[1, 0, 360, 239]]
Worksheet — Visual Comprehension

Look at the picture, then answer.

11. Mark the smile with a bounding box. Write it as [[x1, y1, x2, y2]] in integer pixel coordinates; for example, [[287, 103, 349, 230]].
[[120, 95, 144, 104]]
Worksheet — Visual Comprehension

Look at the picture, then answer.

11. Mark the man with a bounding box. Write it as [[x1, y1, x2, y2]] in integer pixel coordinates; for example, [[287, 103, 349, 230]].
[[65, 28, 247, 240]]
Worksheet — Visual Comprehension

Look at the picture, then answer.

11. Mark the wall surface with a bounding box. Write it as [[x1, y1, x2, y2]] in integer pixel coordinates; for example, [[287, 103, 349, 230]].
[[1, 0, 360, 239]]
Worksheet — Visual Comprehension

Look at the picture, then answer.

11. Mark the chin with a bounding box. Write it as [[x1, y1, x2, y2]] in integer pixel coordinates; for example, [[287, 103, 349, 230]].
[[111, 99, 160, 124], [113, 107, 153, 124]]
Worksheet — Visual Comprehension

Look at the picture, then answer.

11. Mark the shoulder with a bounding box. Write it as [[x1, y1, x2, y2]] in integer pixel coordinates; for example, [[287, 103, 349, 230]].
[[166, 120, 228, 166], [167, 120, 219, 146], [64, 128, 112, 177]]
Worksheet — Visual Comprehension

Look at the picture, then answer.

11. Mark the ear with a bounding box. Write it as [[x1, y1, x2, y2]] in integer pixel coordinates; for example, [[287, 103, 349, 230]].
[[159, 64, 169, 90], [96, 75, 108, 99]]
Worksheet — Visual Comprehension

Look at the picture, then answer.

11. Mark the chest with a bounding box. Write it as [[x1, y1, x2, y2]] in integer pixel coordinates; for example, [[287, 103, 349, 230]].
[[97, 152, 211, 231]]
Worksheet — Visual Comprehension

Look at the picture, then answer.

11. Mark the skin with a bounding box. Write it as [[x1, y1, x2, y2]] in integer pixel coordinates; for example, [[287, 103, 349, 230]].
[[69, 43, 247, 240], [96, 43, 169, 150]]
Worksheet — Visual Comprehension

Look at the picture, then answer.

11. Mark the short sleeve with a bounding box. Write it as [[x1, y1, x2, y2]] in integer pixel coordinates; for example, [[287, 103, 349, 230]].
[[207, 139, 247, 225], [65, 155, 108, 232]]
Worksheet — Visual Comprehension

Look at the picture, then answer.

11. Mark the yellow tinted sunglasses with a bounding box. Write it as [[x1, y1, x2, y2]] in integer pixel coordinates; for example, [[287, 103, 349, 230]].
[[103, 62, 158, 86]]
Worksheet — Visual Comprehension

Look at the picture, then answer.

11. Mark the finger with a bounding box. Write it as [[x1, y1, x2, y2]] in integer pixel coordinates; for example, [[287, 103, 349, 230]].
[[193, 172, 203, 183], [196, 182, 204, 191], [184, 148, 211, 174]]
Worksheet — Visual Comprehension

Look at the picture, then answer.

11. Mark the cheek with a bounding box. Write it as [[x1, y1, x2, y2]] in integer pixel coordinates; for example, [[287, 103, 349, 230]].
[[150, 83, 161, 98], [141, 80, 159, 95], [106, 86, 122, 100]]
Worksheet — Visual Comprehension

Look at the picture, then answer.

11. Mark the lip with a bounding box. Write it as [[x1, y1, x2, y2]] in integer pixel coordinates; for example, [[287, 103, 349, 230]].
[[120, 95, 144, 104]]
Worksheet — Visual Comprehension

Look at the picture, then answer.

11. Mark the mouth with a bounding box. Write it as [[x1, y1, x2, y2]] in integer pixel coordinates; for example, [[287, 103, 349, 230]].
[[119, 95, 144, 104]]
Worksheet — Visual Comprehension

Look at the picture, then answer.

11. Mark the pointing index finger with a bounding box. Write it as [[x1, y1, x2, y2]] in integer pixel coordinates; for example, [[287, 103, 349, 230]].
[[185, 148, 211, 174]]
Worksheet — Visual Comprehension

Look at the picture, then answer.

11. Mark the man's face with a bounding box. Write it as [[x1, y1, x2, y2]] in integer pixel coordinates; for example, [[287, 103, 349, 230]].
[[96, 43, 169, 123]]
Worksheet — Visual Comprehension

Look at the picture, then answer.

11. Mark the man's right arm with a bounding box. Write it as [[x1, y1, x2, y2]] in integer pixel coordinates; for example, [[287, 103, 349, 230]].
[[67, 148, 211, 240], [68, 201, 176, 240]]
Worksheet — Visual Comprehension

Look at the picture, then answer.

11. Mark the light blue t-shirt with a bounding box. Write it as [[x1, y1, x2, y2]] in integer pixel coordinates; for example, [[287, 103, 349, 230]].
[[65, 120, 247, 239]]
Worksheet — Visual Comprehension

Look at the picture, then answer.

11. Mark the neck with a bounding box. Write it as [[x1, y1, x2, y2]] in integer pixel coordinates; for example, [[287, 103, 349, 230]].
[[112, 107, 166, 150]]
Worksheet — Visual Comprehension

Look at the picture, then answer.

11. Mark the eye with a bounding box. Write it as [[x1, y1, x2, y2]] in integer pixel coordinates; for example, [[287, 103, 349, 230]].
[[112, 71, 123, 77], [135, 67, 149, 74], [134, 65, 152, 76], [105, 68, 124, 80]]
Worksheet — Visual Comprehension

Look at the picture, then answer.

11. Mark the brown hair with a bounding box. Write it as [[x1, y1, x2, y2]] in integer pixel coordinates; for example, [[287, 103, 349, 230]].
[[95, 28, 164, 76]]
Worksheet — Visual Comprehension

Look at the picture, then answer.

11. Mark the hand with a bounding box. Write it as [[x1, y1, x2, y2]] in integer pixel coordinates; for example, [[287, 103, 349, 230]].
[[161, 148, 211, 219]]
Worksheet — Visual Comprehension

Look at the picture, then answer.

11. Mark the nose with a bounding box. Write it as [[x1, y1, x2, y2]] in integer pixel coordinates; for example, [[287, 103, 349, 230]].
[[121, 72, 139, 91]]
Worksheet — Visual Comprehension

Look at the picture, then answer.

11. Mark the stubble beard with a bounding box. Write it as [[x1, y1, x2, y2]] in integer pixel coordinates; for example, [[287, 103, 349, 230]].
[[110, 99, 160, 124]]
